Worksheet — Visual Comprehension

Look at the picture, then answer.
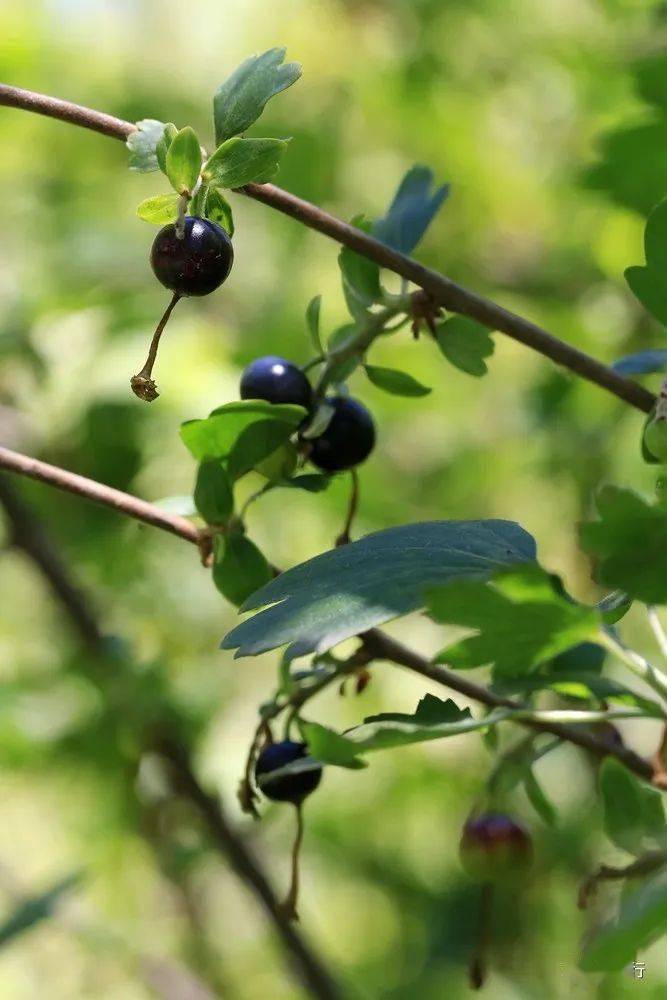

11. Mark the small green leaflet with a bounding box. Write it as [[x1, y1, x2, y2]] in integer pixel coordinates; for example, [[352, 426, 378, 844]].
[[364, 364, 431, 397], [579, 872, 667, 972], [343, 695, 477, 753], [204, 187, 234, 235], [580, 486, 667, 605], [221, 518, 536, 659], [0, 872, 82, 949], [306, 295, 323, 353], [212, 533, 272, 607], [204, 136, 289, 189], [599, 757, 666, 856], [435, 316, 495, 376], [583, 120, 667, 217], [428, 564, 600, 678], [193, 460, 233, 525], [624, 198, 667, 326], [254, 441, 298, 481], [227, 420, 299, 481], [180, 400, 306, 462], [339, 217, 381, 318], [127, 119, 166, 172], [372, 166, 450, 255], [213, 47, 302, 145], [300, 720, 367, 769], [165, 126, 201, 195], [136, 193, 180, 225], [156, 123, 177, 174]]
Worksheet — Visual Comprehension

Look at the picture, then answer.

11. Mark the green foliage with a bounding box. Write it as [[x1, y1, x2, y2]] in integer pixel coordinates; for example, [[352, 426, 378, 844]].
[[212, 533, 272, 607], [180, 400, 305, 462], [203, 136, 290, 189], [126, 119, 165, 172], [338, 218, 381, 318], [136, 193, 180, 225], [165, 126, 201, 195], [584, 121, 667, 216], [342, 695, 479, 753], [227, 419, 300, 480], [363, 364, 431, 397], [305, 295, 323, 353], [155, 122, 177, 173], [222, 519, 536, 658], [580, 487, 667, 604], [0, 873, 82, 949], [213, 47, 302, 145], [203, 187, 234, 235], [193, 460, 233, 525], [371, 166, 449, 255], [625, 199, 667, 326], [428, 565, 599, 677], [435, 316, 495, 376], [300, 720, 366, 768], [599, 758, 665, 856], [613, 350, 667, 376], [580, 872, 667, 972]]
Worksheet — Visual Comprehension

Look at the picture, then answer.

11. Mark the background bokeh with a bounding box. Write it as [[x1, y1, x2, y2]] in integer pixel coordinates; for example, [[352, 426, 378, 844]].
[[2, 0, 667, 996]]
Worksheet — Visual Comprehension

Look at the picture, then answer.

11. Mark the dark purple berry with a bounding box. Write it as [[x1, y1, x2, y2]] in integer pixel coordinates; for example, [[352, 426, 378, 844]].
[[254, 740, 322, 804], [308, 396, 375, 472], [150, 217, 233, 296], [460, 813, 532, 881], [240, 356, 313, 410]]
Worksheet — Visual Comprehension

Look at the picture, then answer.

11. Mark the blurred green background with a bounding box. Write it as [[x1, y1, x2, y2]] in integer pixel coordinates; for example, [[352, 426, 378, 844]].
[[2, 0, 667, 996]]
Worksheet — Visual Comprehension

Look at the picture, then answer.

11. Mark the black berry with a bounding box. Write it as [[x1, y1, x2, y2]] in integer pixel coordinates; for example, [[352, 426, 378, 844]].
[[254, 740, 322, 804], [240, 356, 313, 410], [150, 216, 233, 297], [460, 812, 532, 881], [308, 396, 376, 472]]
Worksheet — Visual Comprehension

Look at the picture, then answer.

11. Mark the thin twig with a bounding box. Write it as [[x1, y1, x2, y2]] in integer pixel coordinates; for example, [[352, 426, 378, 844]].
[[578, 850, 667, 909], [647, 606, 667, 662], [0, 82, 655, 415]]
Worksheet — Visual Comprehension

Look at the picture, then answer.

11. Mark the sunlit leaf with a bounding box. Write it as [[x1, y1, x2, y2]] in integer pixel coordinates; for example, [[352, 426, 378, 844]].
[[213, 47, 302, 145]]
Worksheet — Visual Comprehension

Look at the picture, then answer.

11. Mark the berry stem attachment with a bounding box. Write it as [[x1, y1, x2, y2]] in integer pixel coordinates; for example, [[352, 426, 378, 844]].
[[130, 292, 181, 402], [336, 469, 359, 546], [469, 882, 493, 990], [281, 803, 305, 922]]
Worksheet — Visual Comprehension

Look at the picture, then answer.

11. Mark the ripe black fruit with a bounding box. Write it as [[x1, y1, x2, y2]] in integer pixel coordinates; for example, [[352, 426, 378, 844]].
[[150, 216, 233, 296], [254, 740, 322, 804], [308, 396, 375, 472], [460, 812, 532, 882], [240, 356, 313, 410]]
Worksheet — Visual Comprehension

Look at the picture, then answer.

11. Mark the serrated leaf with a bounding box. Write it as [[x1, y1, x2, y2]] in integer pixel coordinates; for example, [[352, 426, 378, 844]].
[[213, 47, 302, 145], [193, 460, 233, 525], [204, 137, 289, 189], [428, 564, 599, 678], [364, 364, 431, 397], [344, 695, 483, 753], [165, 126, 201, 196], [580, 871, 667, 972], [156, 123, 177, 174], [306, 295, 323, 353], [127, 119, 166, 172], [136, 193, 180, 225], [625, 266, 667, 327], [613, 350, 667, 376], [204, 187, 234, 235], [300, 721, 366, 769], [0, 872, 82, 949], [372, 165, 450, 254], [227, 419, 298, 480], [213, 533, 272, 607], [180, 401, 306, 461], [599, 757, 666, 855], [221, 519, 536, 659], [436, 317, 495, 376], [580, 487, 667, 604]]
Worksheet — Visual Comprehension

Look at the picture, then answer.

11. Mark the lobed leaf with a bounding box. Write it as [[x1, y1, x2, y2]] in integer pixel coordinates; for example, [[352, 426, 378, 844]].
[[213, 47, 302, 145], [435, 316, 495, 376], [372, 165, 450, 254]]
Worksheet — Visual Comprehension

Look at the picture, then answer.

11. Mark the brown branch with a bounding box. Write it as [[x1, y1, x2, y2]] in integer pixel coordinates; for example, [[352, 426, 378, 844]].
[[0, 476, 342, 1000], [0, 83, 655, 415]]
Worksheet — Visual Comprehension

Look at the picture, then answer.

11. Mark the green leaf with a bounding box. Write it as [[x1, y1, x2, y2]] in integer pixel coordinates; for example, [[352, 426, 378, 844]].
[[156, 123, 177, 174], [597, 591, 632, 625], [613, 350, 667, 376], [0, 872, 82, 949], [644, 197, 667, 275], [492, 672, 662, 716], [204, 187, 234, 235], [254, 441, 298, 481], [343, 694, 481, 753], [300, 721, 366, 769], [127, 119, 166, 172], [428, 564, 599, 678], [193, 460, 233, 525], [583, 120, 667, 216], [306, 295, 323, 353], [580, 872, 667, 972], [136, 193, 180, 225], [339, 218, 381, 317], [435, 317, 495, 376], [227, 419, 298, 480], [165, 126, 201, 195], [599, 758, 666, 855], [180, 401, 306, 461], [213, 47, 302, 145], [364, 364, 431, 397], [212, 533, 272, 607], [523, 769, 557, 827], [625, 266, 667, 327], [580, 487, 667, 604], [372, 166, 450, 255], [204, 137, 289, 189], [221, 518, 536, 659]]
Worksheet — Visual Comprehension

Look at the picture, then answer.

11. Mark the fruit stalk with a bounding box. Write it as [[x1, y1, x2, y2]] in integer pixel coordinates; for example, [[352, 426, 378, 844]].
[[130, 292, 181, 401]]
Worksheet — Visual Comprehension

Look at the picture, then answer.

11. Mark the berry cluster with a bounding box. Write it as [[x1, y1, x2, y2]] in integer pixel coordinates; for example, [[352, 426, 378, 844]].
[[240, 355, 376, 471]]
